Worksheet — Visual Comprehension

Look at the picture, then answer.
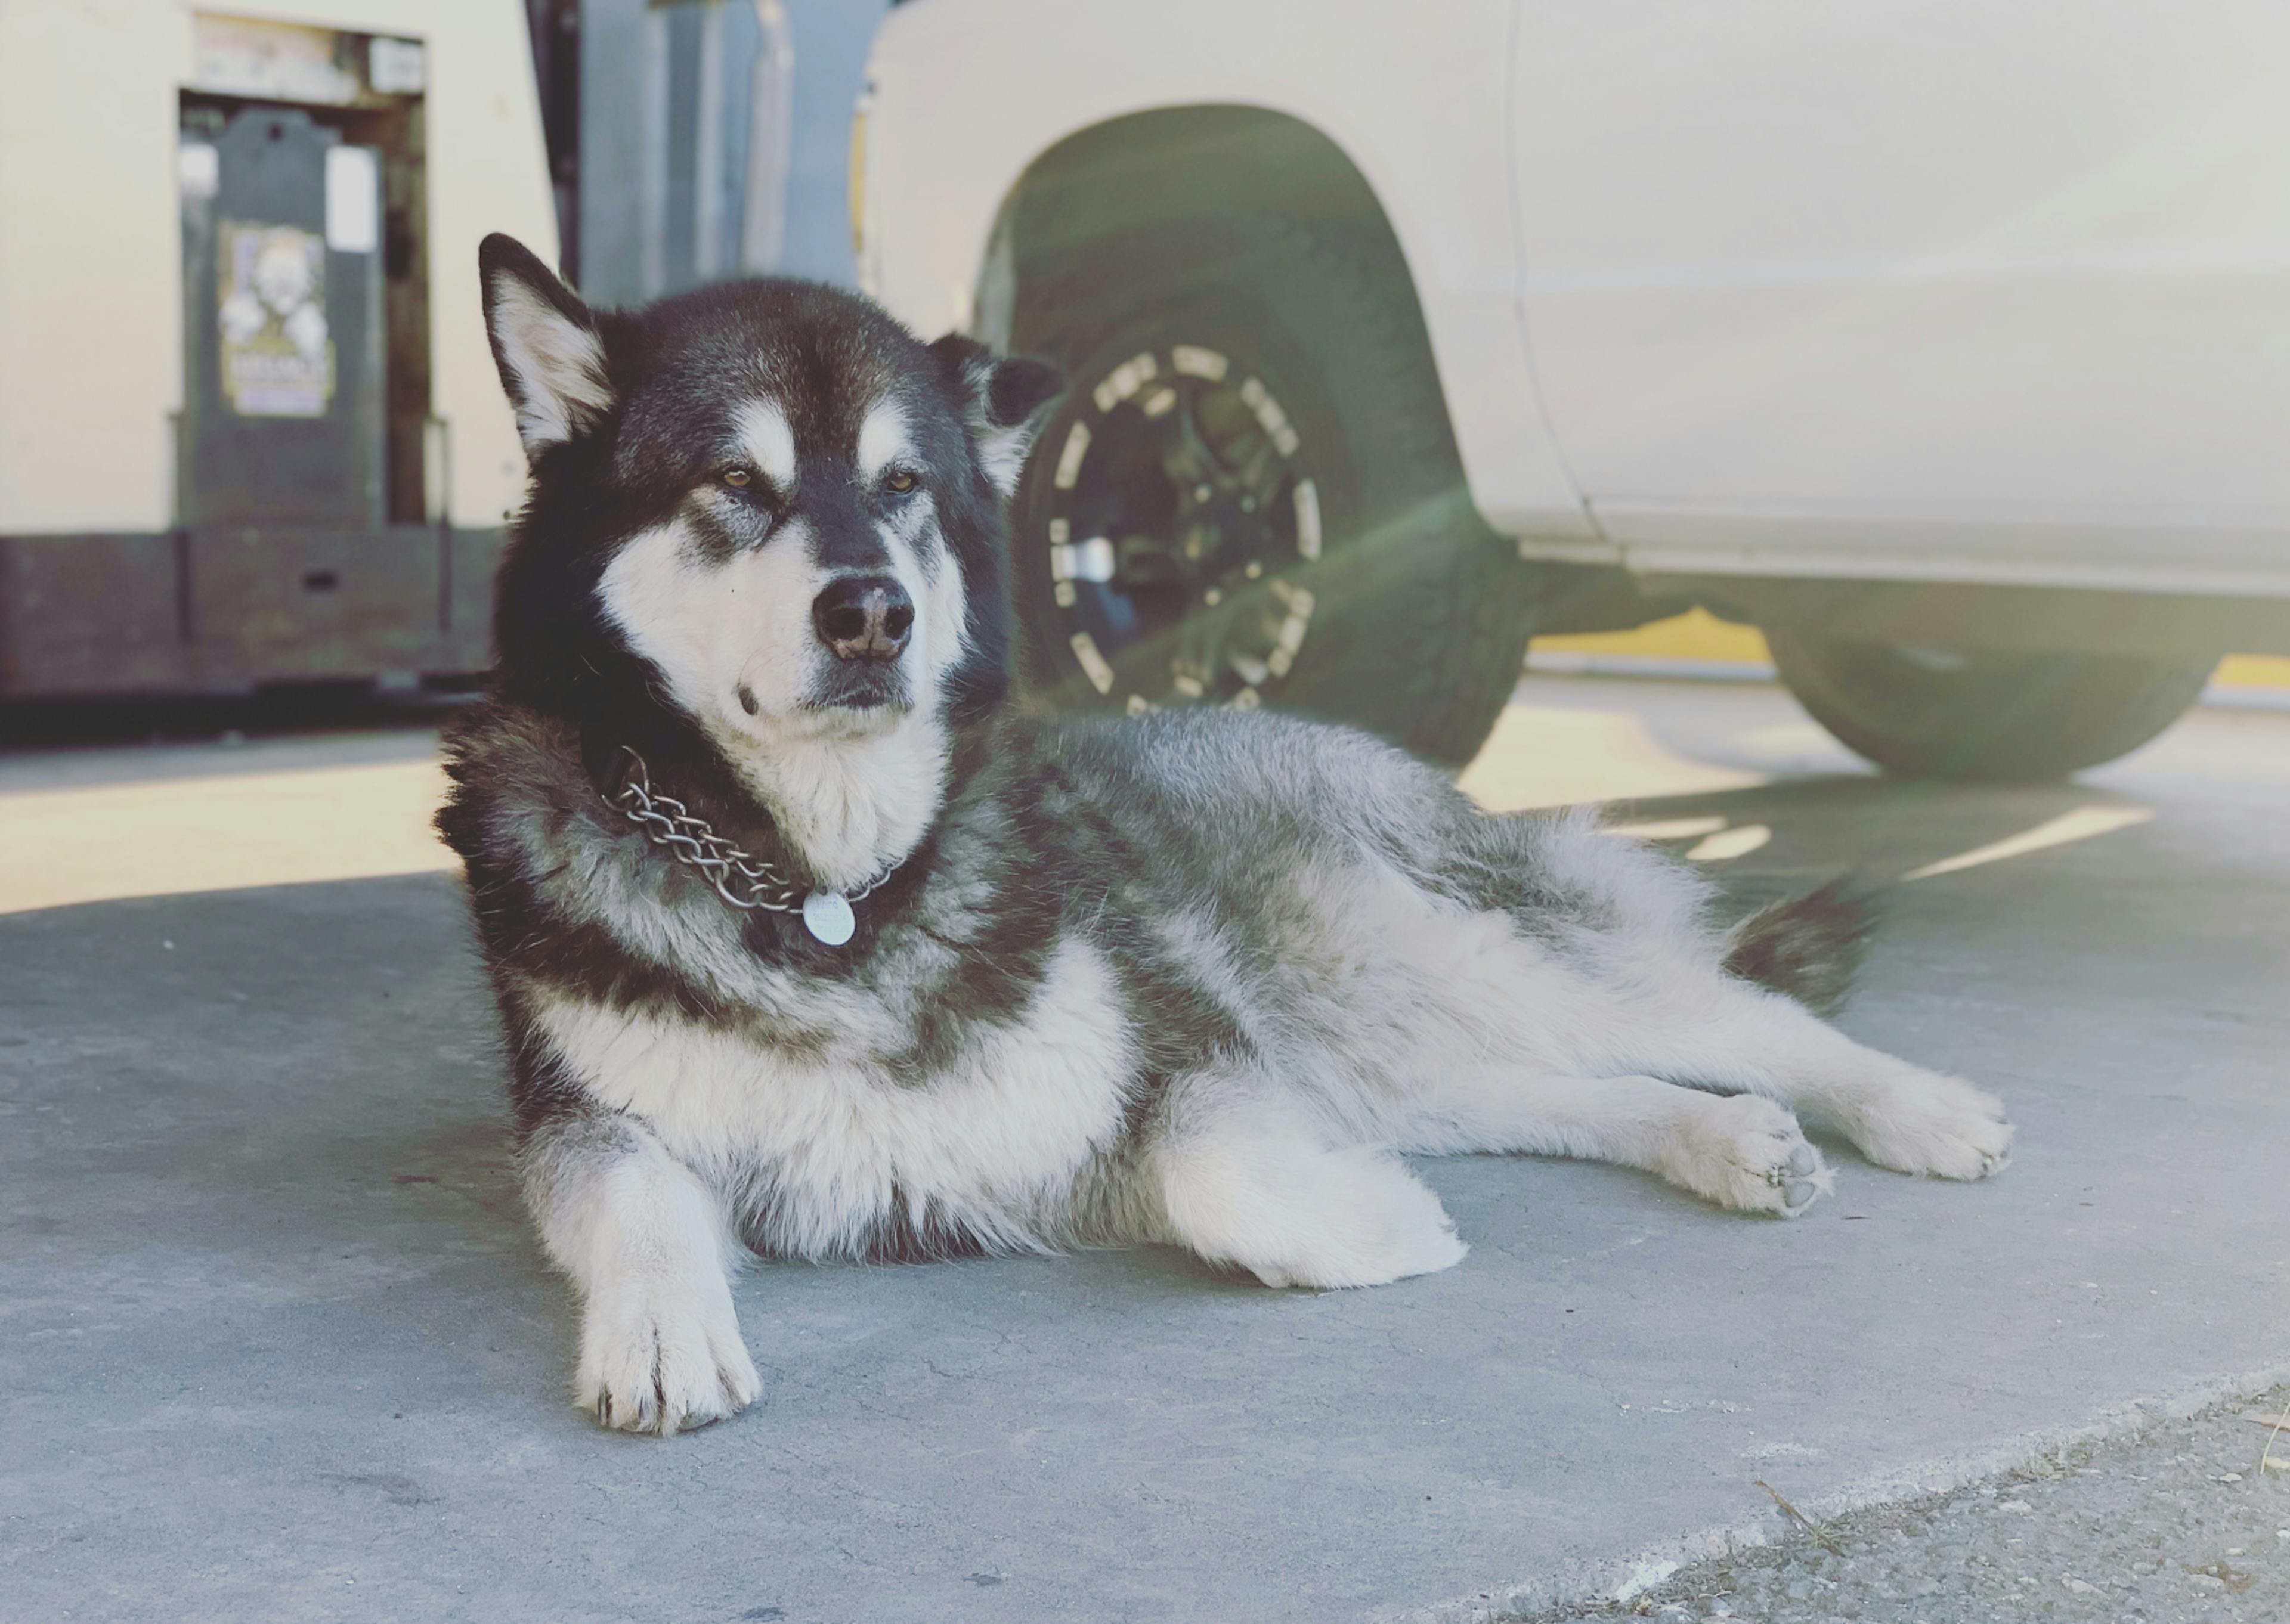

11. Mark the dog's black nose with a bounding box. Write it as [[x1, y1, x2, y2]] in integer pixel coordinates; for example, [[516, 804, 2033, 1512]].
[[812, 575, 914, 664]]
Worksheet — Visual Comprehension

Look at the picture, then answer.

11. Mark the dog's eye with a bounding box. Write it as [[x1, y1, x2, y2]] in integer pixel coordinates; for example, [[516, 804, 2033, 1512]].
[[720, 467, 752, 489], [884, 469, 918, 495]]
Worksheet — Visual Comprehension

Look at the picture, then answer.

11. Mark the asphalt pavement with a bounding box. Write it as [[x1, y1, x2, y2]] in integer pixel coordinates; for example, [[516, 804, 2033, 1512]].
[[3, 675, 2286, 1623], [1519, 1380, 2290, 1624]]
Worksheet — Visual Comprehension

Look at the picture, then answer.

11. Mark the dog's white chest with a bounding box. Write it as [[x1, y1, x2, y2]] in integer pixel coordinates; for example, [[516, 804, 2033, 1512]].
[[531, 938, 1132, 1250]]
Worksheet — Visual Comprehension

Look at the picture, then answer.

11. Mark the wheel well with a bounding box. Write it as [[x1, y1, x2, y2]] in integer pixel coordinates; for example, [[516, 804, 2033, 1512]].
[[976, 106, 1419, 350]]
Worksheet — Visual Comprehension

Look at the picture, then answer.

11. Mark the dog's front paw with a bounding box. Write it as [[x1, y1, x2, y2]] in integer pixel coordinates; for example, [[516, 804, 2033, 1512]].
[[1843, 1069, 2013, 1181], [576, 1265, 760, 1436], [1658, 1094, 1833, 1217]]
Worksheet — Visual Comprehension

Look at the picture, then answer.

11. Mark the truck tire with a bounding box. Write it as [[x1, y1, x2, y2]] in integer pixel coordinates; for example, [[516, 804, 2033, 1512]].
[[1767, 633, 2214, 781], [1007, 213, 1539, 767]]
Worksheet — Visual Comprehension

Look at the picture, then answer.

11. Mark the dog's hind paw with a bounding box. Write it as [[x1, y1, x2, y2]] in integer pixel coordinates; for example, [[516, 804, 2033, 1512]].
[[1240, 1151, 1470, 1288], [1842, 1068, 2013, 1182], [1159, 1128, 1469, 1290], [575, 1267, 761, 1436], [1657, 1094, 1833, 1217]]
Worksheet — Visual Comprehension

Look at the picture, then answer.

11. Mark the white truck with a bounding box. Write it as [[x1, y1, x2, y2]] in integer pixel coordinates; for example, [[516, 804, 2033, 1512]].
[[855, 0, 2290, 777]]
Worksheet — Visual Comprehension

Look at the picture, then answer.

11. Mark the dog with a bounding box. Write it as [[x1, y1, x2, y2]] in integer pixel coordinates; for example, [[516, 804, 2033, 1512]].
[[437, 233, 2014, 1436]]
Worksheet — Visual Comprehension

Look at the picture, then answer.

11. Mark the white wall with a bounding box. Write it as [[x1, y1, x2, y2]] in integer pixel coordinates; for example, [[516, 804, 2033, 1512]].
[[0, 0, 559, 534], [0, 1, 185, 532]]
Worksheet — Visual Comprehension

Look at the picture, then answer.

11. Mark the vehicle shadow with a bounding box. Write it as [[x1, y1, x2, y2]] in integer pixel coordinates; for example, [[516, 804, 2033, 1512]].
[[0, 867, 1270, 1417], [1573, 768, 2161, 900]]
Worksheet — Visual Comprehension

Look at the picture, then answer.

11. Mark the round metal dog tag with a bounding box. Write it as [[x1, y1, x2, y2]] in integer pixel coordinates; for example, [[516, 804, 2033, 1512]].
[[802, 890, 855, 946]]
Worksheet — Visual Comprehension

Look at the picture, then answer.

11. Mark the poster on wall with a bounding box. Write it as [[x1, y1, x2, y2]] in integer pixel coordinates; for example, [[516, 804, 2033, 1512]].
[[217, 223, 334, 418]]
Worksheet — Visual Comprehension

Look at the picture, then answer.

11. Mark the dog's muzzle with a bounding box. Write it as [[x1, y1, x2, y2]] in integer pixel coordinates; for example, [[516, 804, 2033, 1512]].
[[813, 575, 913, 665]]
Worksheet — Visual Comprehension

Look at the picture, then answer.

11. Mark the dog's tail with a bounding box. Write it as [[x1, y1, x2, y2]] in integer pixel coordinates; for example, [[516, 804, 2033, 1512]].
[[1721, 878, 1880, 1017]]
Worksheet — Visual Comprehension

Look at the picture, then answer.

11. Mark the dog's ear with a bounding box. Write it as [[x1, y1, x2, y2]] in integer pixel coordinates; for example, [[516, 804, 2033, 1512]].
[[479, 233, 613, 458], [929, 333, 1064, 500]]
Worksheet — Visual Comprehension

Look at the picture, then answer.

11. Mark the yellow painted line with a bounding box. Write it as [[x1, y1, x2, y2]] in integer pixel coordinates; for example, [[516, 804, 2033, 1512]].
[[1901, 805, 2153, 882], [2216, 653, 2290, 689], [1537, 611, 2290, 694], [0, 759, 457, 915], [1534, 608, 1771, 666]]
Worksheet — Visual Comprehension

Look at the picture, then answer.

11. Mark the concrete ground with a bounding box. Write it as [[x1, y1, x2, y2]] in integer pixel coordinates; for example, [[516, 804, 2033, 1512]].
[[4, 676, 2286, 1623]]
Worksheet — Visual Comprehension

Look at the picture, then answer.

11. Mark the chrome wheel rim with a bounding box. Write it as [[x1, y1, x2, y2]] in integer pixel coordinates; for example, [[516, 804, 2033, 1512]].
[[1036, 345, 1319, 714]]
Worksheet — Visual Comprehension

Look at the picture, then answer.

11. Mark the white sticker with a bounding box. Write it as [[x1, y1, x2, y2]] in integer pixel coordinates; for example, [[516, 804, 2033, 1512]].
[[178, 142, 219, 200], [324, 145, 379, 253], [369, 36, 426, 95], [218, 224, 333, 417]]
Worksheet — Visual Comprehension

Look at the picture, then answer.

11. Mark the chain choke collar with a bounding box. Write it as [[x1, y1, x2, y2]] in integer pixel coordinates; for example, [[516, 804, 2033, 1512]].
[[606, 746, 888, 945]]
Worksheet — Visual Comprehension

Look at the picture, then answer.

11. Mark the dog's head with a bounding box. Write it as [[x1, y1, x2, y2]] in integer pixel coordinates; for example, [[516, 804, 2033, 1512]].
[[477, 233, 1060, 756]]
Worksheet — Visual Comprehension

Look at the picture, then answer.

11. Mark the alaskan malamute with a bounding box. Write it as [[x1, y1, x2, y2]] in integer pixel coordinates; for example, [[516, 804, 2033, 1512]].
[[438, 234, 2013, 1434]]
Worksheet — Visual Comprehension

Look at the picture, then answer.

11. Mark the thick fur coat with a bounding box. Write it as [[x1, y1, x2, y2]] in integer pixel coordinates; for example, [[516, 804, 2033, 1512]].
[[438, 236, 2013, 1434]]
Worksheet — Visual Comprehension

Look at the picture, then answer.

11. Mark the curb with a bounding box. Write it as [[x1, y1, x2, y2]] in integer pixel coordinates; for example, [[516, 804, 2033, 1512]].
[[1385, 1361, 2290, 1623]]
